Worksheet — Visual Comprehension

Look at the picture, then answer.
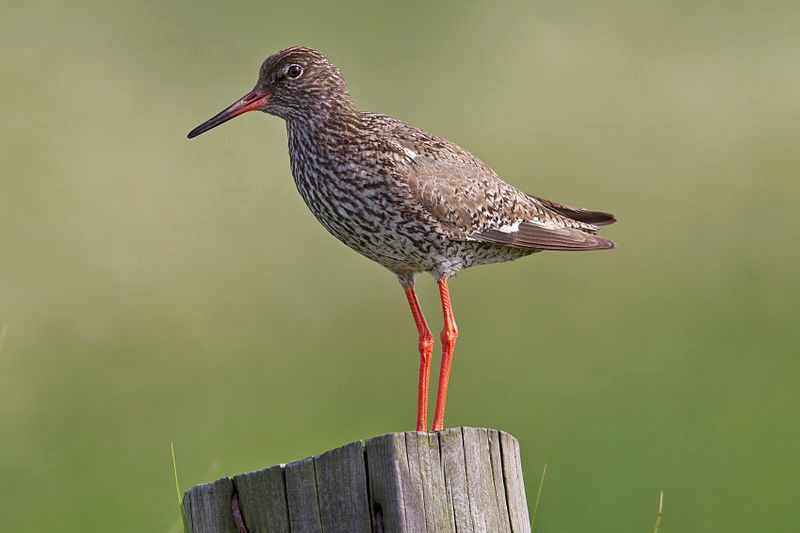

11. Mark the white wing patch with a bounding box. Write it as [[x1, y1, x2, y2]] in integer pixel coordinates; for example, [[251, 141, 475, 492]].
[[391, 141, 418, 161], [402, 146, 418, 160], [494, 216, 548, 233], [496, 220, 522, 233]]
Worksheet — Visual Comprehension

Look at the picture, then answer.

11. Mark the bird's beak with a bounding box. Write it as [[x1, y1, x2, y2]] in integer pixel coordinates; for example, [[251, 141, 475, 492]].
[[187, 89, 271, 139]]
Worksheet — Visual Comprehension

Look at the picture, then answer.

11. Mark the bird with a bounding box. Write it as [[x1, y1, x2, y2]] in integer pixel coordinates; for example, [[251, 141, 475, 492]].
[[188, 46, 616, 432]]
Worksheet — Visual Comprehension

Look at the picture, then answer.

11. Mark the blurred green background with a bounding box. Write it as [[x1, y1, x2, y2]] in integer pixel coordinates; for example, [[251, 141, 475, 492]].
[[1, 1, 798, 531]]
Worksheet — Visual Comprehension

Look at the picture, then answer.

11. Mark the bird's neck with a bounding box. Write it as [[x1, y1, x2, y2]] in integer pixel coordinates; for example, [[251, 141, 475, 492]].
[[284, 105, 364, 203], [285, 104, 362, 155]]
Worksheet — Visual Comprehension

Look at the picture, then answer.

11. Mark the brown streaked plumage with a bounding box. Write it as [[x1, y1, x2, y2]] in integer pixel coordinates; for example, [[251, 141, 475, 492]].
[[188, 46, 617, 432]]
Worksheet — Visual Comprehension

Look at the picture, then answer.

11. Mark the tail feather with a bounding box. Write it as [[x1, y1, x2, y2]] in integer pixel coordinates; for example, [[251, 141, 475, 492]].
[[530, 195, 617, 226]]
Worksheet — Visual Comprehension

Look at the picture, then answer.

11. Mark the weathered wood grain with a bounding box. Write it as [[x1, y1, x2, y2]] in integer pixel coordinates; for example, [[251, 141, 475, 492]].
[[284, 457, 323, 532], [487, 429, 512, 528], [182, 428, 529, 533], [233, 465, 290, 533], [403, 431, 454, 531], [364, 431, 421, 532], [314, 441, 371, 533], [462, 427, 506, 532], [439, 427, 473, 532], [500, 430, 531, 533], [183, 477, 238, 533]]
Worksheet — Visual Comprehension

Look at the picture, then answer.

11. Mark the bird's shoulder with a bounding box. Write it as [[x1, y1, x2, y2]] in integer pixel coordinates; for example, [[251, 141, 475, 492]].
[[360, 112, 491, 173]]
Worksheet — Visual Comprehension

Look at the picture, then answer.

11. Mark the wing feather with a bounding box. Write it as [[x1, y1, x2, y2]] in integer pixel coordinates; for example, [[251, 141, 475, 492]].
[[376, 115, 616, 251], [473, 221, 616, 251]]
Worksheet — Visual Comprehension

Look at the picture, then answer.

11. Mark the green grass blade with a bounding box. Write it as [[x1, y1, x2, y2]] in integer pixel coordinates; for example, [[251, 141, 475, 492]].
[[171, 442, 190, 533], [531, 462, 548, 530], [653, 490, 664, 533]]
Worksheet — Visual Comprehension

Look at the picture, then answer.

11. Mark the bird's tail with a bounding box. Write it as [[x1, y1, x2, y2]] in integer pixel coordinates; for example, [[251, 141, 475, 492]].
[[529, 195, 617, 226]]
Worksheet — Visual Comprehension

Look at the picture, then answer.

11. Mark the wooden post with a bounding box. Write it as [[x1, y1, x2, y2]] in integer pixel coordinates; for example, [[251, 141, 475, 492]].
[[182, 427, 531, 533]]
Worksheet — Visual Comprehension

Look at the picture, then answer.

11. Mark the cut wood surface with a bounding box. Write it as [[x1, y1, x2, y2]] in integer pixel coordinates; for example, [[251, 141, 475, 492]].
[[182, 427, 530, 533]]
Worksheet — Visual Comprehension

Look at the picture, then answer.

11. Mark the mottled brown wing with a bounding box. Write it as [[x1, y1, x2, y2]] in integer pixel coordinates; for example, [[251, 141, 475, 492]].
[[403, 155, 539, 235], [402, 153, 615, 250]]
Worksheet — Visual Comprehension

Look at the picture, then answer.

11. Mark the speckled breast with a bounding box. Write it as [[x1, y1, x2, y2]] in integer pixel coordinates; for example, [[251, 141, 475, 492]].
[[287, 142, 438, 272]]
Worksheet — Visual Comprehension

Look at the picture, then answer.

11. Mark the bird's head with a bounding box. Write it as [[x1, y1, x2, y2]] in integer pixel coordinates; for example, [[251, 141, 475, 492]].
[[188, 46, 353, 138]]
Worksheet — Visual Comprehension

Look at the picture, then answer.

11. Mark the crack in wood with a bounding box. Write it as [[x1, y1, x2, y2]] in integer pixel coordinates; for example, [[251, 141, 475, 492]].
[[230, 489, 249, 533]]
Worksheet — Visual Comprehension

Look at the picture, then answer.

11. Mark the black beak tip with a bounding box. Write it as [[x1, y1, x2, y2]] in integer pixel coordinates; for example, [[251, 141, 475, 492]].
[[186, 89, 268, 141]]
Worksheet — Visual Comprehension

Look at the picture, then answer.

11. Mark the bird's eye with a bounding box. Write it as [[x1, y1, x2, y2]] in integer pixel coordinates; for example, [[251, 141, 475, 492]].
[[287, 65, 303, 79]]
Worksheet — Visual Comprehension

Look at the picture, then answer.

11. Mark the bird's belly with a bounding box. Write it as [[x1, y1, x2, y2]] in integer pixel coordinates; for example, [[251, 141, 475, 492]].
[[292, 172, 446, 272]]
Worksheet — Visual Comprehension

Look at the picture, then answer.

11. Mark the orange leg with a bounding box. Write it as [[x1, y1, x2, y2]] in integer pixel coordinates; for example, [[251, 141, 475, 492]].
[[432, 278, 458, 431], [405, 286, 434, 432]]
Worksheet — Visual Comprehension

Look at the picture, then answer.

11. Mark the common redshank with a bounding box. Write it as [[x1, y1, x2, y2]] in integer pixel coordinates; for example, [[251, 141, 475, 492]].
[[188, 46, 616, 432]]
